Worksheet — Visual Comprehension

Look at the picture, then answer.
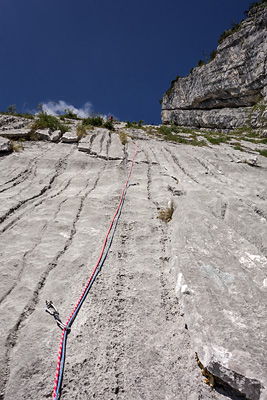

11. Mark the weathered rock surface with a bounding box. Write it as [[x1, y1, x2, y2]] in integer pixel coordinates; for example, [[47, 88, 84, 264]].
[[36, 128, 61, 142], [0, 126, 267, 400], [0, 115, 32, 131], [0, 136, 12, 152], [0, 128, 30, 139], [61, 131, 79, 143], [161, 4, 267, 130]]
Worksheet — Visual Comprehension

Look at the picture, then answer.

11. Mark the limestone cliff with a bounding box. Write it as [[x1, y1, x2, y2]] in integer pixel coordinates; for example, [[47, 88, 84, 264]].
[[161, 3, 267, 131]]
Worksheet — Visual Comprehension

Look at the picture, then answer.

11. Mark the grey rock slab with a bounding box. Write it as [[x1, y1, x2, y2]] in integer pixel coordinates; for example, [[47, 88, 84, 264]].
[[51, 129, 61, 142], [0, 136, 12, 152], [127, 138, 147, 164], [107, 131, 124, 160], [0, 128, 30, 139], [0, 135, 267, 400], [169, 193, 267, 399], [99, 131, 110, 158], [61, 131, 78, 143], [90, 128, 109, 157], [78, 134, 91, 153], [36, 128, 51, 141], [36, 129, 61, 142]]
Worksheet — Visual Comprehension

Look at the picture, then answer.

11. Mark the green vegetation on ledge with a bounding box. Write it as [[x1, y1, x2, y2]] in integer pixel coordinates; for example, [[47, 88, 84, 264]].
[[0, 104, 34, 119], [30, 112, 68, 134], [82, 115, 115, 131]]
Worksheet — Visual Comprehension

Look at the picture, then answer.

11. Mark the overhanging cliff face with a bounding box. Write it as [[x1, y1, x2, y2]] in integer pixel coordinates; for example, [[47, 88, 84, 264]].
[[161, 4, 267, 130]]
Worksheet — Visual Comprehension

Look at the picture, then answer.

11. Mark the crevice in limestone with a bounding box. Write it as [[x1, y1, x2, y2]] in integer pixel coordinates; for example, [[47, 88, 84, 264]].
[[0, 196, 69, 306], [106, 131, 112, 159], [99, 133, 105, 154], [0, 149, 73, 233], [0, 167, 105, 399], [0, 159, 37, 194], [164, 147, 200, 184]]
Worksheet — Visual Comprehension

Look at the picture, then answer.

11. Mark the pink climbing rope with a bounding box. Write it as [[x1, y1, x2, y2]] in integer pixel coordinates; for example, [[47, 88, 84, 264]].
[[52, 141, 138, 399]]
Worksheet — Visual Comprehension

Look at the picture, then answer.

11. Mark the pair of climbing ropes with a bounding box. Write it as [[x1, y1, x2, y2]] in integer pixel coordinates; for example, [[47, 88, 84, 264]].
[[46, 141, 138, 400]]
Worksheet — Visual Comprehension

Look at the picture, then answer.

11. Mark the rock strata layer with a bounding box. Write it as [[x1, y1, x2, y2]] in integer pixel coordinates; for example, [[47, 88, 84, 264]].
[[161, 4, 267, 130]]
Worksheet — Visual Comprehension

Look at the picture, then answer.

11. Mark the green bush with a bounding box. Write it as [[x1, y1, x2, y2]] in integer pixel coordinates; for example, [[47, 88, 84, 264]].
[[244, 0, 267, 16], [126, 121, 145, 129], [82, 115, 104, 127], [209, 49, 217, 62], [197, 59, 205, 67], [31, 112, 68, 133], [258, 149, 267, 157], [6, 104, 17, 114], [103, 120, 115, 131], [138, 120, 145, 127], [63, 108, 79, 120], [126, 121, 136, 128], [218, 20, 242, 44]]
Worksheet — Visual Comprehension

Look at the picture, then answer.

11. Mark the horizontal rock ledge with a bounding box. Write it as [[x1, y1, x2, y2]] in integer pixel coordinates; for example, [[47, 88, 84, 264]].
[[161, 108, 251, 130]]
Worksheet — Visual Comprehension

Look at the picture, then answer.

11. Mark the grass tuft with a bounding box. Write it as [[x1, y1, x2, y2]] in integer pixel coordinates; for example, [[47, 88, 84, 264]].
[[118, 130, 128, 145], [257, 149, 267, 157], [76, 123, 87, 139], [10, 140, 24, 152], [157, 200, 174, 223], [204, 135, 231, 145]]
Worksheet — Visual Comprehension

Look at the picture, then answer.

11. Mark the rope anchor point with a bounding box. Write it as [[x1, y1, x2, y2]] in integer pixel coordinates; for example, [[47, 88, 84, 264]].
[[45, 300, 71, 332]]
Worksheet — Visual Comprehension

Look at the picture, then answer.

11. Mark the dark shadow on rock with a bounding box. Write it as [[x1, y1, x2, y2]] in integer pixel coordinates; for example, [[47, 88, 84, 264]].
[[214, 378, 247, 400]]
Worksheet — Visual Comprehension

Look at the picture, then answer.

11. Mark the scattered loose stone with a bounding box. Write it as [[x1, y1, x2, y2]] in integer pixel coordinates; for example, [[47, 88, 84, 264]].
[[61, 131, 79, 143], [0, 136, 12, 152], [36, 128, 61, 142]]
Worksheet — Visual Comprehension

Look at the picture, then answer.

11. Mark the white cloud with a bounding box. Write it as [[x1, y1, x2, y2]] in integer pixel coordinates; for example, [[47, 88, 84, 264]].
[[40, 100, 94, 119], [32, 100, 116, 121]]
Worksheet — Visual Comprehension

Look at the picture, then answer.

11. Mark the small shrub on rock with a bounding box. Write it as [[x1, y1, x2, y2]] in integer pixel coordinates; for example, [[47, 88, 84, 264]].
[[103, 120, 115, 131], [31, 113, 68, 134], [118, 130, 128, 145], [197, 59, 205, 67], [63, 108, 79, 120], [209, 49, 217, 62], [82, 115, 104, 127], [76, 123, 87, 139]]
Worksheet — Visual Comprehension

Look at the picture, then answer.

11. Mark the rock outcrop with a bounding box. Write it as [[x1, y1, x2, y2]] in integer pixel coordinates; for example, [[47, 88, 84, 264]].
[[0, 136, 12, 153], [36, 128, 62, 142], [161, 3, 267, 131], [0, 115, 267, 399], [61, 131, 79, 143], [0, 115, 32, 131]]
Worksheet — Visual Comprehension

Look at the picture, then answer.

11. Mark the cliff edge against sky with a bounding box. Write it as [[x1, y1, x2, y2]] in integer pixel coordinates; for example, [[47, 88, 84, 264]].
[[161, 2, 267, 131]]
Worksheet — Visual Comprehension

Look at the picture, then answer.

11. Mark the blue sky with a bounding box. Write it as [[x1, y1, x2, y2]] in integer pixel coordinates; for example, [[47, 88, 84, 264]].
[[1, 0, 253, 124]]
